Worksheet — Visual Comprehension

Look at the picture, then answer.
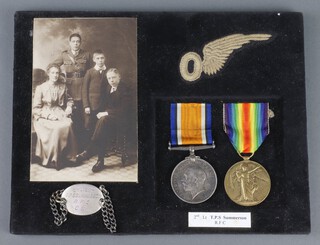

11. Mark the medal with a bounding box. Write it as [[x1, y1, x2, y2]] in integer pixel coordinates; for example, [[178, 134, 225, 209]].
[[169, 103, 217, 204], [224, 159, 270, 206], [223, 103, 272, 206]]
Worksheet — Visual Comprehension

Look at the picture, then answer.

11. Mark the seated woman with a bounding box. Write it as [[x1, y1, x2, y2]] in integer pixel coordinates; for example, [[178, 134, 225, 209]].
[[32, 63, 77, 170]]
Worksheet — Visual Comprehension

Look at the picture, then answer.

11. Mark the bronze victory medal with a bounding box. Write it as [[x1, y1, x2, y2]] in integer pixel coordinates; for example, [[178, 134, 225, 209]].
[[171, 156, 217, 204], [224, 160, 271, 206]]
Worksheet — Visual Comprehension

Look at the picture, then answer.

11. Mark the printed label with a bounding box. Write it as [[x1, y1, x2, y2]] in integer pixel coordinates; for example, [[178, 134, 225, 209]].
[[188, 212, 251, 228]]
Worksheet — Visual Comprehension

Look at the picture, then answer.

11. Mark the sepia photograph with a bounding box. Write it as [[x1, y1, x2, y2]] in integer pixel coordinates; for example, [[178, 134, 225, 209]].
[[30, 18, 138, 182]]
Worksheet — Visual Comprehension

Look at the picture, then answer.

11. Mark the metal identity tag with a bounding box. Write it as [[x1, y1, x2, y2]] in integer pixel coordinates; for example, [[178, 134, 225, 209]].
[[61, 184, 104, 216], [50, 184, 117, 232]]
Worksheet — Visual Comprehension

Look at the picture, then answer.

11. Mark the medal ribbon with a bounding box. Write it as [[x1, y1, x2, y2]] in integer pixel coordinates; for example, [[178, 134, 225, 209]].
[[223, 103, 269, 154], [170, 103, 213, 146]]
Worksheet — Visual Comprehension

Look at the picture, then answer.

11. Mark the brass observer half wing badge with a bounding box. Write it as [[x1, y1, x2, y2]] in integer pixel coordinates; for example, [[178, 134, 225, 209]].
[[179, 34, 272, 82]]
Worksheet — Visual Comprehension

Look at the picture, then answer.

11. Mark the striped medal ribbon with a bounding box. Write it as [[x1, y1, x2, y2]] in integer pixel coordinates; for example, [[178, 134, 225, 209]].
[[169, 103, 217, 204], [223, 102, 269, 157], [170, 103, 213, 148]]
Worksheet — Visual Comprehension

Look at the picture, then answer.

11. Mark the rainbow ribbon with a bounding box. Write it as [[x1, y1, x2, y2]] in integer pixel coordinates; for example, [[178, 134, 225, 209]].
[[223, 103, 269, 154], [170, 103, 213, 146]]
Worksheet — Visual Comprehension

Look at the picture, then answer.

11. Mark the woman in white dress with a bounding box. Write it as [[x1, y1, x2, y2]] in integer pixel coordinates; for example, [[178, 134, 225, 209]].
[[33, 64, 77, 169]]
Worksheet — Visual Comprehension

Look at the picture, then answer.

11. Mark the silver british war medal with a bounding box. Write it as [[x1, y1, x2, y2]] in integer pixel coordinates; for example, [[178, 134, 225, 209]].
[[169, 103, 217, 204]]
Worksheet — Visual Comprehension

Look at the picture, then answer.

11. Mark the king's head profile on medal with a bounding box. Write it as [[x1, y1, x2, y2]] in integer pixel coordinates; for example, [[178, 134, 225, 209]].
[[182, 166, 207, 200]]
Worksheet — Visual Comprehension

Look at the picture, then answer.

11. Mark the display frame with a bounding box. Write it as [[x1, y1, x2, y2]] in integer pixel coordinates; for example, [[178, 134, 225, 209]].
[[11, 11, 310, 234]]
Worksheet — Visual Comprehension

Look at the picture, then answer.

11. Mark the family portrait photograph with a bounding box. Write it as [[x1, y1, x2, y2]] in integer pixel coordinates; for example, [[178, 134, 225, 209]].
[[30, 18, 138, 182]]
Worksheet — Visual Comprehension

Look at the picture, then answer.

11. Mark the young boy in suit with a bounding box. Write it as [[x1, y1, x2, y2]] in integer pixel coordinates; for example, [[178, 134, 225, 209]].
[[82, 50, 107, 143]]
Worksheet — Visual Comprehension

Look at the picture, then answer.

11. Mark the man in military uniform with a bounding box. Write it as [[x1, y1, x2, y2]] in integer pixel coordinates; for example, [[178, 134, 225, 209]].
[[54, 33, 91, 152]]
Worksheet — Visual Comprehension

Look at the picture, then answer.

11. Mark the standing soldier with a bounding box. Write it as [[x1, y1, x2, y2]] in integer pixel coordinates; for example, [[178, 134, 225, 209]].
[[54, 33, 91, 152]]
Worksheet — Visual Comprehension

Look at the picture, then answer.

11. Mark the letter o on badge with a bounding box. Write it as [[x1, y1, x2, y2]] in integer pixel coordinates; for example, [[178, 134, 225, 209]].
[[179, 52, 202, 82]]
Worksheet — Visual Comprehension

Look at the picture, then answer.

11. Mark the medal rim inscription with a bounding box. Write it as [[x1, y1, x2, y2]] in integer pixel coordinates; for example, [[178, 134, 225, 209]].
[[61, 183, 103, 216], [171, 157, 217, 204], [224, 160, 271, 207]]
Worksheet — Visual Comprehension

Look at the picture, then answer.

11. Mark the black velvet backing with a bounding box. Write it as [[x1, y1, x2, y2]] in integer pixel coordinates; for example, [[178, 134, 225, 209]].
[[11, 12, 310, 234]]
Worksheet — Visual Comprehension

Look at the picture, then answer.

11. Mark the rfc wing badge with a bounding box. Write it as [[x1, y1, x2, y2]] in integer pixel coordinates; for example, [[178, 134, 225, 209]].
[[179, 34, 272, 82]]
